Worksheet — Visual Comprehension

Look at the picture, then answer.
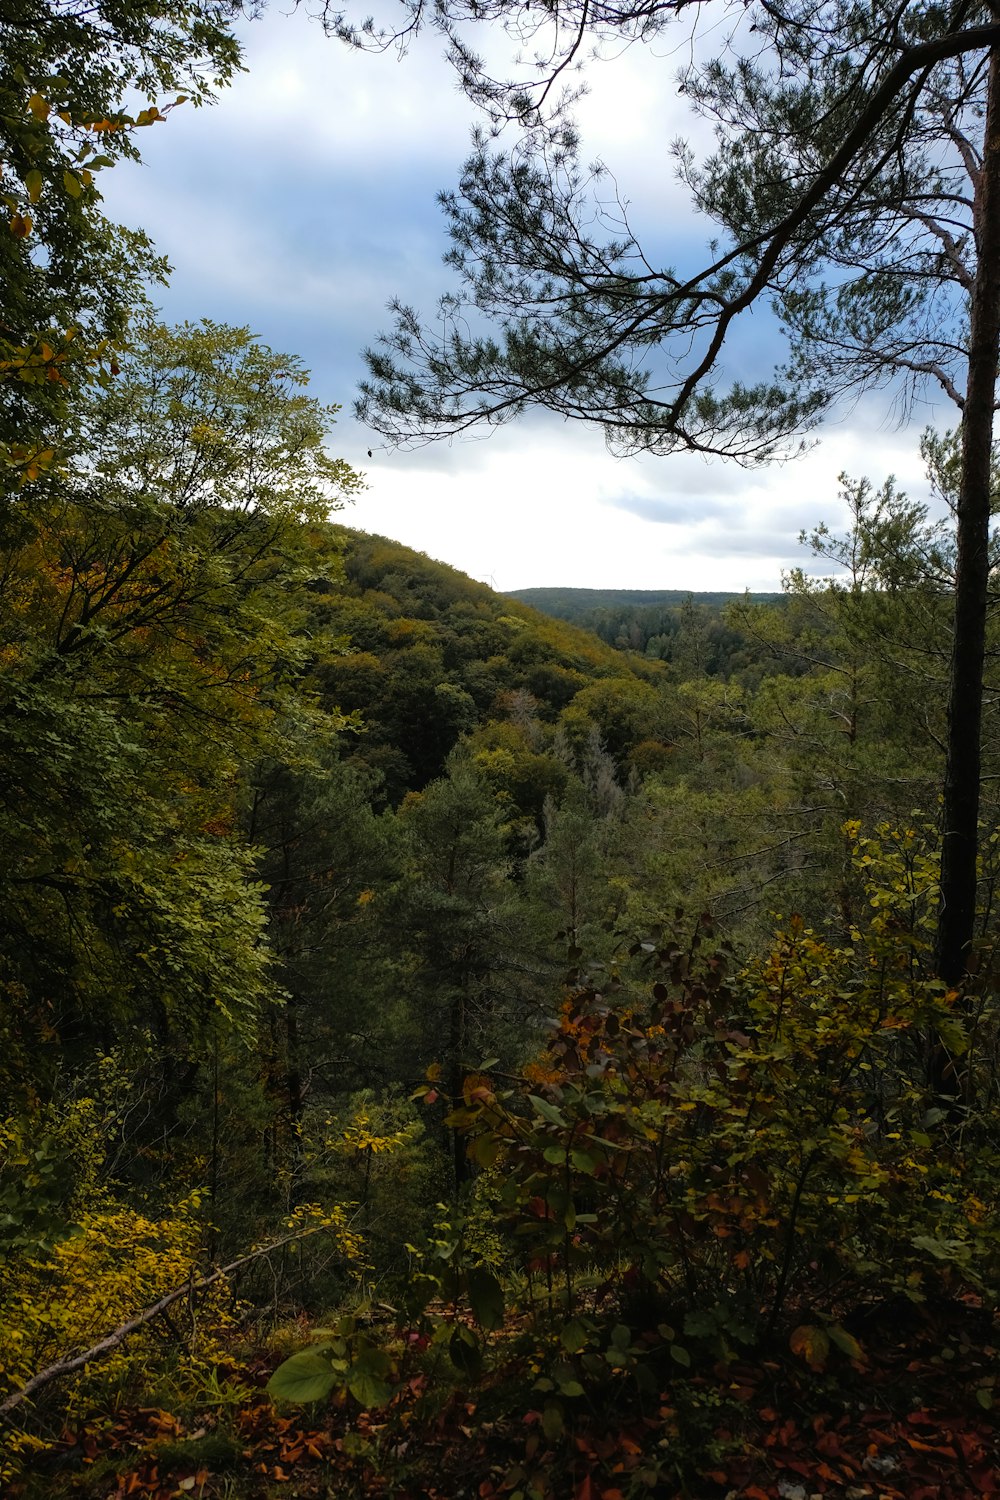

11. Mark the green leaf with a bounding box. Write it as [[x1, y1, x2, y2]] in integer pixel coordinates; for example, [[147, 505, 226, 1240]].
[[266, 1350, 337, 1404], [936, 1017, 968, 1056], [346, 1350, 392, 1409], [466, 1266, 505, 1331], [570, 1149, 597, 1173], [560, 1318, 588, 1353], [529, 1094, 568, 1127], [449, 1326, 482, 1376], [911, 1233, 972, 1264], [683, 1309, 719, 1339], [557, 1376, 585, 1398], [670, 1344, 691, 1367], [541, 1403, 564, 1443], [827, 1323, 864, 1362], [63, 170, 81, 197]]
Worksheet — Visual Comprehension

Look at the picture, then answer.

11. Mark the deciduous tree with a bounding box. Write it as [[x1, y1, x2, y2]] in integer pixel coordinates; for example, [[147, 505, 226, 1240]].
[[1, 0, 244, 480]]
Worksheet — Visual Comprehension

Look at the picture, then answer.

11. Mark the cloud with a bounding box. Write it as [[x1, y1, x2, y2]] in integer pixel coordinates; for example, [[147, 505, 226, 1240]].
[[94, 7, 946, 597]]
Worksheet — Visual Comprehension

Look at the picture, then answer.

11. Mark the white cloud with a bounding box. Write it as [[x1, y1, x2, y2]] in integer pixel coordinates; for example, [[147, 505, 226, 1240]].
[[97, 8, 946, 595]]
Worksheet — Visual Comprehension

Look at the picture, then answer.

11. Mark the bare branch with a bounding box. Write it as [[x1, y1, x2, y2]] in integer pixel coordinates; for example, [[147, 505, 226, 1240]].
[[0, 1221, 351, 1421]]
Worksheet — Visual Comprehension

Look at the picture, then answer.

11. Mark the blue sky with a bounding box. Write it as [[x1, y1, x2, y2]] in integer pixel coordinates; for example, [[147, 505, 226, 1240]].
[[100, 6, 944, 593]]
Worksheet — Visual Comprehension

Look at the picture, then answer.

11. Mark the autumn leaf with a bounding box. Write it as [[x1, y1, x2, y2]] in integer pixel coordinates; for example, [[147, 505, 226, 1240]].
[[789, 1324, 830, 1370]]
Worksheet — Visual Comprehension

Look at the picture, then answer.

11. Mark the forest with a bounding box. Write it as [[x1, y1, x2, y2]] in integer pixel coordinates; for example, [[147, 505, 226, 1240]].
[[3, 2, 1000, 1499]]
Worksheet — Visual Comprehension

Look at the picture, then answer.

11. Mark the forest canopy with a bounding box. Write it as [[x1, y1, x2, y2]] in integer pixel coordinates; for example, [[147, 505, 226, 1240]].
[[2, 4, 1000, 1498]]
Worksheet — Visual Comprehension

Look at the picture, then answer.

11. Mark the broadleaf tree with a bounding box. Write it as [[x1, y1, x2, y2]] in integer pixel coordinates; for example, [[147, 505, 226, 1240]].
[[351, 0, 1000, 991], [0, 0, 244, 481], [0, 320, 363, 1115]]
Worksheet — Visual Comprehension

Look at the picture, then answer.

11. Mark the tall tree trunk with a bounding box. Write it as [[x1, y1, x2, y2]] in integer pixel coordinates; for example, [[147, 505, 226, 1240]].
[[935, 36, 1000, 987]]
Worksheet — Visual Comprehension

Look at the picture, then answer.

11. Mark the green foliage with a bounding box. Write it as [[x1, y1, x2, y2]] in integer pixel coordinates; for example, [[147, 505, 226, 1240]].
[[0, 0, 244, 478], [267, 1314, 396, 1408], [0, 323, 363, 1121], [0, 1122, 76, 1260], [311, 529, 663, 796], [440, 830, 1000, 1379]]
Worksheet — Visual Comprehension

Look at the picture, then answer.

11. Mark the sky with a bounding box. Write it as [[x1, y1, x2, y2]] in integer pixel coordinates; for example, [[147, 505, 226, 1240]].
[[99, 4, 946, 594]]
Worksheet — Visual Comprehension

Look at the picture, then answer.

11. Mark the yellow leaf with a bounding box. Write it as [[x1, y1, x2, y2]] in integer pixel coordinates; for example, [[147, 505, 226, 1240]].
[[789, 1323, 829, 1370], [25, 169, 43, 204], [27, 92, 49, 122], [9, 212, 32, 239], [63, 171, 81, 198]]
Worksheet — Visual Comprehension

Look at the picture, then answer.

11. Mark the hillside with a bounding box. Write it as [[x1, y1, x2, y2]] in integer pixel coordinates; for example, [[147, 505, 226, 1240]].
[[307, 528, 666, 798], [506, 584, 785, 674], [507, 586, 784, 619]]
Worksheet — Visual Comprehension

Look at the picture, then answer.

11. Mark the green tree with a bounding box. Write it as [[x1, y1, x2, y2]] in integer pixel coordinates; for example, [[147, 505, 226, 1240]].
[[246, 745, 398, 1212], [1, 0, 244, 479], [0, 321, 362, 1119], [392, 761, 535, 1182]]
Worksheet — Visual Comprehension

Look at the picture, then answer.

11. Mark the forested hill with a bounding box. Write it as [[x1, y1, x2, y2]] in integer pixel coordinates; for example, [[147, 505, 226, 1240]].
[[507, 584, 784, 668], [310, 527, 665, 798], [508, 586, 759, 617]]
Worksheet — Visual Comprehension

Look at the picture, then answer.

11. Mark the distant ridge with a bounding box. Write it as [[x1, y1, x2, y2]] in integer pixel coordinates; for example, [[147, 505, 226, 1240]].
[[507, 586, 781, 620]]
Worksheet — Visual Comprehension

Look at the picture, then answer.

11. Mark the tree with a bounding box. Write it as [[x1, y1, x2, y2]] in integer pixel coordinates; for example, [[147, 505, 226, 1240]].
[[392, 761, 534, 1183], [0, 321, 362, 1114], [0, 0, 244, 481], [246, 745, 398, 1207], [352, 1, 1000, 988]]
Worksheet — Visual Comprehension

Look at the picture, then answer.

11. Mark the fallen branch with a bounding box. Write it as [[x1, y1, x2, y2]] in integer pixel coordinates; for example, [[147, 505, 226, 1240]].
[[0, 1222, 341, 1421]]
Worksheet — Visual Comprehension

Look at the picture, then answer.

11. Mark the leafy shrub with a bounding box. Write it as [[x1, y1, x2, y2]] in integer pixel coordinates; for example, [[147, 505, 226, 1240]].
[[443, 827, 1000, 1353]]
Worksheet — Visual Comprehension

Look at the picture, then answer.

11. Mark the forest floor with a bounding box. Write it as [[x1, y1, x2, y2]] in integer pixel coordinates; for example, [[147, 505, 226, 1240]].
[[9, 1296, 999, 1500]]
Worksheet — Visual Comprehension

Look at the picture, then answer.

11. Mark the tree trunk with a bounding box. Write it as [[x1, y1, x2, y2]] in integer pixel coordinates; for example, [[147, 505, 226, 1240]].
[[935, 36, 1000, 988], [449, 975, 469, 1188]]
